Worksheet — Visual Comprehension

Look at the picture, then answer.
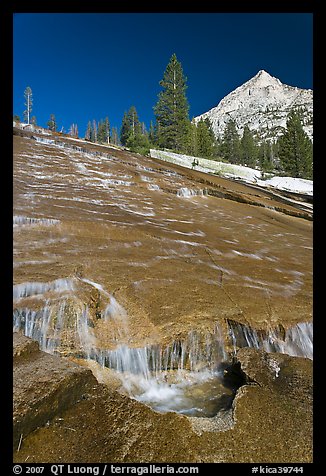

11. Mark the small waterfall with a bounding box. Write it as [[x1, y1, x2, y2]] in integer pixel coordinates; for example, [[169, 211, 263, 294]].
[[87, 325, 227, 378], [33, 136, 56, 145], [13, 278, 75, 300], [74, 294, 228, 378], [13, 285, 231, 416], [176, 187, 206, 198], [13, 306, 52, 351], [227, 319, 313, 360], [262, 322, 313, 360], [31, 134, 114, 159], [12, 275, 313, 417], [13, 297, 84, 354], [13, 215, 60, 227], [79, 323, 232, 416], [148, 184, 160, 191]]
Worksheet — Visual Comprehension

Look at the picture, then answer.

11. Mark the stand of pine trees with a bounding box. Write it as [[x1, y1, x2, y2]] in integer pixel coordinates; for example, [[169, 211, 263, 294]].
[[149, 56, 312, 180], [17, 69, 312, 180], [120, 106, 150, 155], [277, 110, 313, 179], [216, 113, 312, 179], [85, 117, 119, 146]]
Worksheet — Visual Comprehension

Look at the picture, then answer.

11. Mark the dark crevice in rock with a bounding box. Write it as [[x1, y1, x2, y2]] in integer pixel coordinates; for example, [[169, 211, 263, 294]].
[[220, 360, 248, 390]]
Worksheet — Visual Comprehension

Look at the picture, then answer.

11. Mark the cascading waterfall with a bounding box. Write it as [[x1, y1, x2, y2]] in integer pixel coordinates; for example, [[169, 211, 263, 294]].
[[85, 325, 232, 416], [74, 291, 232, 415], [85, 326, 228, 377], [13, 276, 313, 417], [13, 278, 75, 301], [263, 321, 313, 359], [227, 319, 313, 360], [176, 187, 207, 198], [13, 215, 60, 227], [13, 306, 52, 352], [12, 278, 234, 416]]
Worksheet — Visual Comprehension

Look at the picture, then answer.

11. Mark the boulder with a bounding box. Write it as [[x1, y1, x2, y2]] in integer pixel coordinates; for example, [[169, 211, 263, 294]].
[[13, 332, 97, 450]]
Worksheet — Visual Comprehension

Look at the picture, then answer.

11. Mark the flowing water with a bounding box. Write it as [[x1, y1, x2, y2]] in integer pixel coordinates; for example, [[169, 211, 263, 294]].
[[12, 273, 313, 416], [13, 132, 313, 417]]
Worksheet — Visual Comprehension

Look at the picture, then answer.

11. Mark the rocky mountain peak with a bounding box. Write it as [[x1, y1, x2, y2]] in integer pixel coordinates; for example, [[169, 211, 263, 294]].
[[250, 69, 282, 88], [194, 70, 313, 142]]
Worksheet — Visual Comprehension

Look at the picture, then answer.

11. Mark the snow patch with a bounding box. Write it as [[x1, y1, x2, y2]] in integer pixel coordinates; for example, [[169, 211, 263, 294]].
[[256, 176, 313, 195], [150, 149, 313, 196]]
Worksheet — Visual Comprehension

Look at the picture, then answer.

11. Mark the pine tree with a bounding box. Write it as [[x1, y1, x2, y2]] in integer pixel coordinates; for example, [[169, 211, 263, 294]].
[[148, 121, 156, 145], [95, 118, 111, 143], [97, 120, 106, 143], [47, 114, 57, 132], [153, 53, 190, 151], [69, 124, 78, 138], [120, 106, 141, 146], [111, 127, 119, 146], [92, 119, 97, 142], [277, 110, 313, 179], [105, 117, 110, 144], [23, 86, 33, 124], [31, 116, 37, 126], [185, 121, 198, 157], [120, 112, 129, 146], [220, 119, 241, 164], [126, 133, 150, 156], [129, 106, 141, 136], [196, 118, 216, 159], [258, 140, 274, 174], [240, 125, 258, 167], [85, 121, 92, 141]]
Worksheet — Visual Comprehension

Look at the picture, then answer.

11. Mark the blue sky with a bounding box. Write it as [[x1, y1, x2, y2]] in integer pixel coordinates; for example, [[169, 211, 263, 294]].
[[13, 13, 313, 136]]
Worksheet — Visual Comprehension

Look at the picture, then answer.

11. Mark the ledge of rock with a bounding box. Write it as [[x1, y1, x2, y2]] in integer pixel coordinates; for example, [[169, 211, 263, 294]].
[[13, 332, 98, 450], [13, 338, 312, 463], [222, 348, 313, 462]]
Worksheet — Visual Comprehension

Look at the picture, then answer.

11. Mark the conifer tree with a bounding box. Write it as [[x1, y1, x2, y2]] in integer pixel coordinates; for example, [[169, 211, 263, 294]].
[[153, 53, 190, 152], [85, 121, 92, 141], [277, 110, 313, 179], [47, 114, 57, 132], [92, 119, 97, 142], [258, 140, 274, 174], [220, 119, 241, 164], [95, 118, 111, 143], [23, 86, 33, 124], [120, 112, 130, 146], [69, 124, 78, 138], [129, 106, 141, 137], [185, 122, 198, 157], [120, 106, 141, 146], [240, 125, 258, 167], [105, 117, 110, 143], [196, 118, 216, 159], [148, 121, 156, 145], [97, 120, 106, 143], [111, 127, 119, 146], [126, 133, 150, 156]]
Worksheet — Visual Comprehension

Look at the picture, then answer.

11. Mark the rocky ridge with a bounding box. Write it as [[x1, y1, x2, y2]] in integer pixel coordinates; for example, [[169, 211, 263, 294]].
[[194, 70, 313, 142]]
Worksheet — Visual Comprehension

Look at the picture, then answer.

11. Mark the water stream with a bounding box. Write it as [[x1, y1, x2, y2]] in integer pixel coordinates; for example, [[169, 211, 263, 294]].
[[13, 133, 313, 418], [13, 276, 313, 417]]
